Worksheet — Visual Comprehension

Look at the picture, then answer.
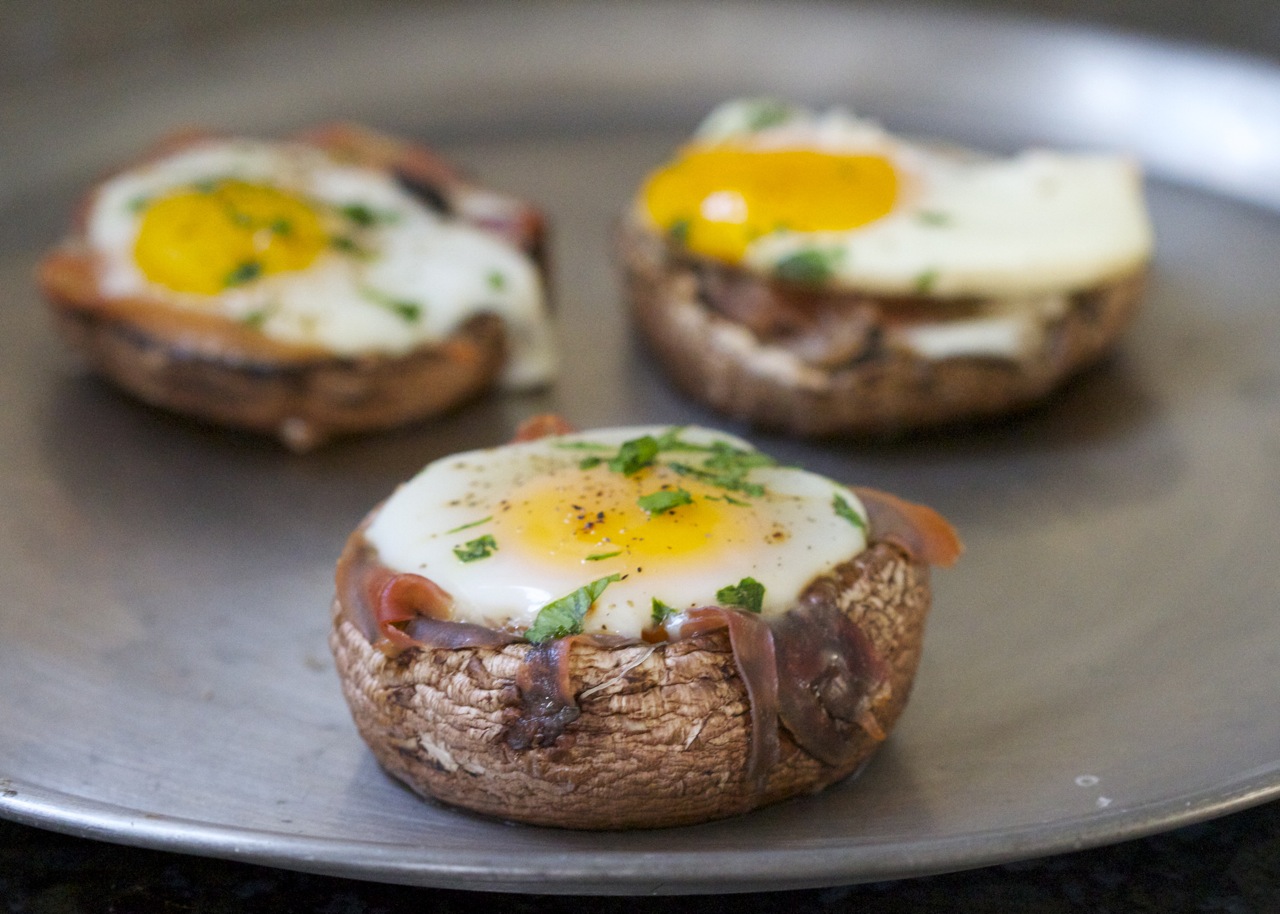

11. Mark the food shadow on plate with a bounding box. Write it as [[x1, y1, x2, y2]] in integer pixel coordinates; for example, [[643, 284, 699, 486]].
[[620, 324, 1183, 538], [35, 369, 559, 560]]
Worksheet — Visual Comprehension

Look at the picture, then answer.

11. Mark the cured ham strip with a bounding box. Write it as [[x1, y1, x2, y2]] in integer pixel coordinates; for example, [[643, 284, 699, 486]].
[[771, 601, 890, 766], [854, 486, 962, 567], [507, 637, 581, 750], [683, 608, 780, 796]]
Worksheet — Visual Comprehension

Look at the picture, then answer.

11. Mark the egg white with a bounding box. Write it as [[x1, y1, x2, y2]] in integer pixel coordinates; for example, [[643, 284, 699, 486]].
[[85, 140, 555, 388], [671, 98, 1154, 299], [364, 425, 868, 638]]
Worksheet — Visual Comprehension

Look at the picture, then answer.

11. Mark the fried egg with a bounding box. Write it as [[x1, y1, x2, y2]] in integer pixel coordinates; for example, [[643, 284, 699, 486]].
[[640, 98, 1153, 298], [85, 139, 555, 387], [364, 425, 868, 638]]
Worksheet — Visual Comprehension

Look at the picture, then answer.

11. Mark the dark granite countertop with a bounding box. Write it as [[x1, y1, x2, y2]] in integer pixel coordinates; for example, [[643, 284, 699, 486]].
[[2, 1, 1278, 910], [2, 802, 1278, 910]]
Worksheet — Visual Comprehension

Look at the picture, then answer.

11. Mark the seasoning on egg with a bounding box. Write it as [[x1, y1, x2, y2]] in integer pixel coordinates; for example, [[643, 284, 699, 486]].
[[363, 425, 870, 637]]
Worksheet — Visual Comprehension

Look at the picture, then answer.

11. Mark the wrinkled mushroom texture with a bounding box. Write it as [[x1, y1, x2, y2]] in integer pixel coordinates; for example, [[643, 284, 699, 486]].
[[618, 212, 1148, 437], [330, 536, 938, 829]]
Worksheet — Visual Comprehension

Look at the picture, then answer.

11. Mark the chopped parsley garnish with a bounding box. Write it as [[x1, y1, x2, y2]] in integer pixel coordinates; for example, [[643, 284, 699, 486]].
[[126, 195, 150, 213], [669, 461, 766, 498], [569, 428, 774, 500], [914, 269, 940, 294], [225, 206, 254, 228], [651, 598, 678, 626], [704, 440, 776, 473], [742, 98, 795, 132], [554, 441, 612, 470], [330, 235, 368, 256], [773, 248, 841, 284], [453, 534, 497, 563], [554, 441, 613, 451], [705, 493, 750, 506], [240, 308, 271, 329], [917, 210, 952, 227], [833, 494, 867, 531], [585, 550, 621, 561], [608, 435, 660, 475], [224, 260, 262, 288], [667, 217, 692, 244], [667, 438, 774, 498], [652, 426, 713, 453], [269, 217, 294, 236], [524, 574, 621, 643], [446, 516, 492, 534], [637, 487, 693, 515], [338, 203, 399, 226], [486, 270, 507, 291], [360, 286, 423, 322], [716, 577, 765, 614]]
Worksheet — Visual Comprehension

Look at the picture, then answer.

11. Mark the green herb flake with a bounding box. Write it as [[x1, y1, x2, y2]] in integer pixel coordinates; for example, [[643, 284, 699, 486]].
[[585, 551, 622, 562], [330, 235, 365, 255], [914, 269, 940, 294], [224, 260, 262, 288], [653, 426, 712, 453], [608, 435, 660, 476], [453, 534, 497, 563], [360, 286, 423, 322], [269, 218, 294, 236], [486, 270, 507, 291], [554, 441, 613, 451], [126, 195, 150, 214], [667, 217, 692, 244], [446, 515, 492, 535], [716, 577, 765, 614], [579, 456, 604, 470], [651, 598, 678, 626], [524, 574, 621, 643], [832, 494, 867, 531], [672, 441, 775, 498], [240, 309, 270, 329], [704, 441, 776, 473], [743, 98, 794, 132], [773, 248, 841, 285], [638, 487, 693, 515], [338, 203, 398, 226], [390, 301, 422, 321], [917, 210, 952, 227]]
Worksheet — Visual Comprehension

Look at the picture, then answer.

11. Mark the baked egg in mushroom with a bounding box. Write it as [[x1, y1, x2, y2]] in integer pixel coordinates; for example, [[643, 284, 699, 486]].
[[619, 98, 1154, 436], [331, 416, 961, 829], [38, 124, 554, 450]]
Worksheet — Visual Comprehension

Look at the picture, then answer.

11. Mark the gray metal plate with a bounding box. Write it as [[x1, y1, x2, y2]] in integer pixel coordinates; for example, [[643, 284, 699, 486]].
[[1, 0, 1278, 895]]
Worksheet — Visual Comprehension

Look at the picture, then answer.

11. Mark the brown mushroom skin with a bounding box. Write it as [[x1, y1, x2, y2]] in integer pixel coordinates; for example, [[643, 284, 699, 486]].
[[36, 124, 549, 452], [617, 212, 1147, 437], [329, 487, 955, 830]]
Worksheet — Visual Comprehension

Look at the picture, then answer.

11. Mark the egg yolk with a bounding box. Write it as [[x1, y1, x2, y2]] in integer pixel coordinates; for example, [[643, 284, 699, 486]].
[[642, 146, 899, 262], [493, 464, 766, 566], [133, 180, 328, 295]]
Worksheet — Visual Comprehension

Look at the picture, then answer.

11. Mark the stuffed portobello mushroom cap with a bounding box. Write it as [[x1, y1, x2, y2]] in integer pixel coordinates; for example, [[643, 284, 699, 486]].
[[330, 416, 960, 829]]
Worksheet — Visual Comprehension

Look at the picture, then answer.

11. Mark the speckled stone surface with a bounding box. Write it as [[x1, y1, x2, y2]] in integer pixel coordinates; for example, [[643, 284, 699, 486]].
[[2, 801, 1279, 911]]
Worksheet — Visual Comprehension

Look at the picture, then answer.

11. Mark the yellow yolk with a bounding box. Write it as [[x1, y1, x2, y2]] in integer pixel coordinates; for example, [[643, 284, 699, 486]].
[[493, 464, 766, 566], [642, 146, 899, 262], [133, 180, 328, 295]]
